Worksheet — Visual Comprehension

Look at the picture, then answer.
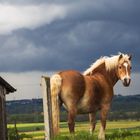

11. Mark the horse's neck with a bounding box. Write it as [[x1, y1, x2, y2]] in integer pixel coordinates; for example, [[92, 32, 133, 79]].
[[107, 69, 119, 86], [92, 63, 119, 87]]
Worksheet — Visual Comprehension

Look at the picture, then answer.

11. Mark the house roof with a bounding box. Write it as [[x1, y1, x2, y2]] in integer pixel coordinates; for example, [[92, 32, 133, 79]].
[[0, 77, 16, 93]]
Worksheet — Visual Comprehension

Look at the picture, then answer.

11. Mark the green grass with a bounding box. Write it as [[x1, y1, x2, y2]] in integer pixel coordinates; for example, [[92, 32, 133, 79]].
[[8, 123, 44, 132], [8, 121, 140, 140]]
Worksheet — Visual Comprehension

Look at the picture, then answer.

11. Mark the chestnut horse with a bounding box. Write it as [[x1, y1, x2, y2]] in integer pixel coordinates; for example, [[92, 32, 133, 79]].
[[50, 53, 132, 140]]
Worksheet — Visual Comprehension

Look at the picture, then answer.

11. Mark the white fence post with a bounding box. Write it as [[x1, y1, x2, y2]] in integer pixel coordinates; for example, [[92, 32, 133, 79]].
[[41, 76, 53, 140]]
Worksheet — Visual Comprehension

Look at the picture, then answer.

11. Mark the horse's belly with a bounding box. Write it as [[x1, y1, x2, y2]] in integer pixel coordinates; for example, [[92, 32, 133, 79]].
[[77, 104, 91, 114], [77, 97, 98, 114]]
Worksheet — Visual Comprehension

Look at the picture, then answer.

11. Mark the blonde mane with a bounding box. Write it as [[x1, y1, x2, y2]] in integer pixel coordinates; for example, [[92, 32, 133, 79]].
[[83, 57, 106, 75], [83, 53, 130, 75]]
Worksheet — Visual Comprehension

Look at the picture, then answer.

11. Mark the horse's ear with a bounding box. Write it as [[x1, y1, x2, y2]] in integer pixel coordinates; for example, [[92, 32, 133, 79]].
[[118, 54, 123, 61], [128, 54, 132, 60]]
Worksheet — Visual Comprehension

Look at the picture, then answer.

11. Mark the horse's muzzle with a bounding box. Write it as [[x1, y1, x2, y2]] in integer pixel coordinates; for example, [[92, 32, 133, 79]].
[[123, 78, 131, 87]]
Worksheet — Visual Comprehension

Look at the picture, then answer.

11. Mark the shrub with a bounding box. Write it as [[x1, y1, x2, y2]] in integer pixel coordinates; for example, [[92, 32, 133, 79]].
[[8, 127, 32, 140]]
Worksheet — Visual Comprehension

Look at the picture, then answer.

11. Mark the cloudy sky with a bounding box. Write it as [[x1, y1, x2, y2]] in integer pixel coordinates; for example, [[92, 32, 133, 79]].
[[0, 0, 139, 100]]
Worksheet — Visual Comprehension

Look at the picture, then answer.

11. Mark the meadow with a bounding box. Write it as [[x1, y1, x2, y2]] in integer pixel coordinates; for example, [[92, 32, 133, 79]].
[[8, 120, 140, 140]]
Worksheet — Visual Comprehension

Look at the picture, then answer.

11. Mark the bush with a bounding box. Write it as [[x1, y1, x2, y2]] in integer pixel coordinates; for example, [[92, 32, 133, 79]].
[[8, 128, 32, 140]]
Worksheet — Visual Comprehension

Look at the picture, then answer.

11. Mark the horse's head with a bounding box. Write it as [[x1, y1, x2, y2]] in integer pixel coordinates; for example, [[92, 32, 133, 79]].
[[117, 54, 132, 87]]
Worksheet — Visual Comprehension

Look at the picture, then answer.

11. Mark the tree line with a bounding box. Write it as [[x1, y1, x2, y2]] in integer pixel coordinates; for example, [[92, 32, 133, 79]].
[[6, 95, 140, 123]]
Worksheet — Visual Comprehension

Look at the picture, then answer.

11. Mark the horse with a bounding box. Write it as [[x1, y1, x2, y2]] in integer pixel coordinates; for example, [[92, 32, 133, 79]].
[[50, 53, 132, 140]]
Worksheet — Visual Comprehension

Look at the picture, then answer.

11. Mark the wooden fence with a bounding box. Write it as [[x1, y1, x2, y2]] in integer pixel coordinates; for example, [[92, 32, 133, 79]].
[[41, 76, 53, 140]]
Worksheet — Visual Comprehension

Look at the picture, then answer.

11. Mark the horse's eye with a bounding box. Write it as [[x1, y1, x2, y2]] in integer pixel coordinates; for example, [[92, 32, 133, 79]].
[[119, 66, 122, 69]]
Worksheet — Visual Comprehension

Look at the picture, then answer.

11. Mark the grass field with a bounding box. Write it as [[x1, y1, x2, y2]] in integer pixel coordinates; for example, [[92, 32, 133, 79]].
[[8, 120, 140, 140]]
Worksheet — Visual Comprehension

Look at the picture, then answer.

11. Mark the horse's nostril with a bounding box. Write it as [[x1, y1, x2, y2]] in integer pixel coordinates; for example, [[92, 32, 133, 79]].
[[128, 78, 131, 85], [124, 78, 127, 83], [123, 78, 131, 86]]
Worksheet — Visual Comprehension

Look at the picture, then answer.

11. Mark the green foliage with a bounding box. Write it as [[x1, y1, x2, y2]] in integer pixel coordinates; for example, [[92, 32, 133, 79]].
[[52, 132, 96, 140], [8, 121, 140, 140], [51, 130, 140, 140], [7, 114, 44, 123], [8, 127, 32, 140], [106, 129, 140, 140], [6, 99, 43, 114], [107, 129, 133, 139]]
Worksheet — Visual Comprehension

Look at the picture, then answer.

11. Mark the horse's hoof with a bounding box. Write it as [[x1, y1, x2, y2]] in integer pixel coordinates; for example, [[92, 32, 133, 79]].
[[98, 134, 105, 140]]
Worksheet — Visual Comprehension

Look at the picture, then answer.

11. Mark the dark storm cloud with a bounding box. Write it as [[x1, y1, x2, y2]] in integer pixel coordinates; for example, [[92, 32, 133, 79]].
[[0, 0, 139, 72]]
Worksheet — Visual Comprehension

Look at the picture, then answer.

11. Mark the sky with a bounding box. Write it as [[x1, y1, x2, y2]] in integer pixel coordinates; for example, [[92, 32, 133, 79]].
[[0, 0, 139, 100]]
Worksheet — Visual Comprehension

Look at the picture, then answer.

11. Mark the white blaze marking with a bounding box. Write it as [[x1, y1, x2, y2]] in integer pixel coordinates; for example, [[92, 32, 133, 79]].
[[123, 62, 129, 77], [122, 62, 130, 81]]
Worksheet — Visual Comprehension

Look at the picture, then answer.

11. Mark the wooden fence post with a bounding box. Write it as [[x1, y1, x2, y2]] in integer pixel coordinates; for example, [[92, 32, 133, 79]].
[[41, 76, 53, 140]]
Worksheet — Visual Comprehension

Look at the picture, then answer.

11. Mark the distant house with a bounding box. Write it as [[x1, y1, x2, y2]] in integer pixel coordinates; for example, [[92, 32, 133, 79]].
[[0, 77, 16, 140]]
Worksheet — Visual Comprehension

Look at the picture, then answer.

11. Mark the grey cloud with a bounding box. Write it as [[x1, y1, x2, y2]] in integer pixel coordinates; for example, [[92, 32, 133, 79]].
[[0, 21, 139, 72], [0, 0, 75, 5]]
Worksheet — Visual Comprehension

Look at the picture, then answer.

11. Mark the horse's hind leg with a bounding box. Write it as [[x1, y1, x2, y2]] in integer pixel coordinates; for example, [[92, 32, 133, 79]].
[[68, 108, 77, 133], [89, 112, 96, 134]]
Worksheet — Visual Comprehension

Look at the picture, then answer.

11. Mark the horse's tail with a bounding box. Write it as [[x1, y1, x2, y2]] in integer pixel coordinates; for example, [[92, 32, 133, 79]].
[[50, 74, 62, 135]]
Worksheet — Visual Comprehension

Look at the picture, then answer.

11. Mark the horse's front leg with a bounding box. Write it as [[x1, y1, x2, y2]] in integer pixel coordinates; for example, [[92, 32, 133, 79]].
[[98, 104, 110, 140], [68, 108, 77, 133], [89, 112, 96, 134]]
